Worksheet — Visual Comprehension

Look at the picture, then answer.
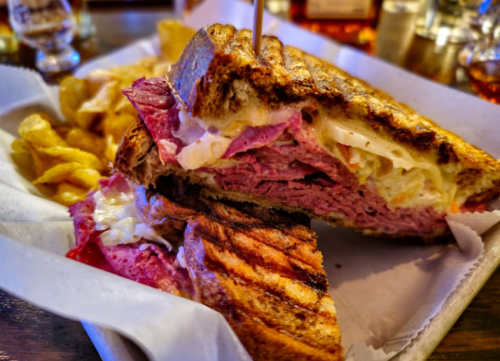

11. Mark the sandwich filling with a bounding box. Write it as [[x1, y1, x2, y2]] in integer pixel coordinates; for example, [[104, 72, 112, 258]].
[[67, 174, 194, 298], [123, 77, 484, 237], [67, 173, 344, 361]]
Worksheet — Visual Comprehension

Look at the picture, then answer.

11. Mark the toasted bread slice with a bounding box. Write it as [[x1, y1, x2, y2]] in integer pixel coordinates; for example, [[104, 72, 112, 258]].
[[167, 24, 498, 178], [69, 173, 343, 360], [183, 213, 342, 361], [116, 24, 500, 240], [140, 178, 343, 360]]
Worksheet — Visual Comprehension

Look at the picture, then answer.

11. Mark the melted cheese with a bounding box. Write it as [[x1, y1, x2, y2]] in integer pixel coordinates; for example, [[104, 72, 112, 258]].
[[93, 189, 172, 250], [177, 132, 232, 170], [174, 99, 297, 171]]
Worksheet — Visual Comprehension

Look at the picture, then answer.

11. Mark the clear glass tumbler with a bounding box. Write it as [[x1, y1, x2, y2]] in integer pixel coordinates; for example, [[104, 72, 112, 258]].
[[8, 0, 80, 73], [415, 0, 469, 44], [458, 0, 500, 65]]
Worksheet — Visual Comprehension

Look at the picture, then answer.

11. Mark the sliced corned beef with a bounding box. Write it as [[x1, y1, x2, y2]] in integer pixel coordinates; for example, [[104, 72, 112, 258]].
[[210, 113, 448, 236], [223, 122, 289, 158], [67, 174, 193, 297], [123, 77, 184, 163], [122, 78, 450, 237]]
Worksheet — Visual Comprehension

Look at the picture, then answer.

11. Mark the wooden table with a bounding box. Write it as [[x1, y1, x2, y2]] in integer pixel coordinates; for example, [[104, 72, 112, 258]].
[[1, 4, 500, 361]]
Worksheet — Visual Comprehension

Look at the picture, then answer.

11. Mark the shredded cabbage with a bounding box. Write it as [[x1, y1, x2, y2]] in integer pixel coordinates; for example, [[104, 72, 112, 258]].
[[313, 113, 458, 212], [93, 189, 173, 250]]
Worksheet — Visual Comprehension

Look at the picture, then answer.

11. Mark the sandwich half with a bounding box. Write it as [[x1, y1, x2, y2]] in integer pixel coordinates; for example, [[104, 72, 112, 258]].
[[116, 24, 500, 240], [67, 174, 343, 361]]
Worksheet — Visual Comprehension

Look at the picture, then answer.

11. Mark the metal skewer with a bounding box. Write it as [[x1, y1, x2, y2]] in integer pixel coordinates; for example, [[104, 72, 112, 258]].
[[252, 0, 264, 57]]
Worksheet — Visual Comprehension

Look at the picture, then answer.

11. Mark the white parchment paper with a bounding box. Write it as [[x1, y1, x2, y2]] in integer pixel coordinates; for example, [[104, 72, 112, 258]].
[[1, 1, 500, 359]]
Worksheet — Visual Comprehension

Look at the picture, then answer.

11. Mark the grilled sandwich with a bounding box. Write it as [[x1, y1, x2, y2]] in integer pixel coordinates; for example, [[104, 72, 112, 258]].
[[67, 174, 343, 361], [115, 24, 500, 241]]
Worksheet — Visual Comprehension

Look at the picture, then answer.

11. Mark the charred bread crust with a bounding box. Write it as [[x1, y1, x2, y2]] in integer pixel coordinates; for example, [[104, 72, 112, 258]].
[[183, 216, 343, 360], [115, 119, 449, 242], [114, 118, 155, 176], [167, 24, 500, 195]]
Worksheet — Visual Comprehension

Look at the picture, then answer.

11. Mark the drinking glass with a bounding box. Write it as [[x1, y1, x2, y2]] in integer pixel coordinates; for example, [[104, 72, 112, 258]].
[[8, 0, 80, 73], [415, 0, 470, 44], [462, 12, 500, 103], [458, 0, 500, 65]]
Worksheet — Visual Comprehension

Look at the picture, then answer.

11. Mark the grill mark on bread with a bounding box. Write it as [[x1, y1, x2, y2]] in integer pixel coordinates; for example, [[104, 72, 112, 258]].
[[184, 223, 342, 359], [167, 24, 500, 174], [156, 175, 317, 243], [186, 219, 332, 311], [136, 179, 324, 269], [283, 46, 314, 92], [189, 216, 328, 291], [227, 316, 342, 361], [220, 199, 312, 229], [194, 269, 340, 352]]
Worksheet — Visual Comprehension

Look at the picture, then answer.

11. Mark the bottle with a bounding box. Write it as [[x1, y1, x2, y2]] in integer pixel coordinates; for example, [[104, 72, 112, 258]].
[[290, 0, 383, 49]]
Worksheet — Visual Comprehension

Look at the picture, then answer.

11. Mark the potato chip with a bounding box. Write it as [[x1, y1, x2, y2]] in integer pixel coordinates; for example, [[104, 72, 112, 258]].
[[53, 182, 89, 206], [105, 135, 119, 163], [137, 56, 163, 69], [34, 146, 105, 172], [54, 125, 73, 141], [76, 80, 121, 130], [33, 162, 84, 185], [66, 128, 106, 158], [36, 112, 57, 126], [11, 138, 31, 154], [85, 69, 118, 96], [103, 112, 137, 144], [19, 114, 69, 148], [114, 95, 137, 115], [152, 60, 171, 77], [60, 77, 90, 124], [67, 168, 102, 189], [30, 146, 55, 177], [109, 65, 153, 88], [157, 20, 196, 61], [12, 19, 190, 208]]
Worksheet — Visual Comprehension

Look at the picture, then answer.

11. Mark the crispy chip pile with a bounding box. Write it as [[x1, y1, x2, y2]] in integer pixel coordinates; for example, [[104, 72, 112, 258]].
[[62, 56, 171, 163], [12, 113, 104, 205], [11, 21, 195, 206]]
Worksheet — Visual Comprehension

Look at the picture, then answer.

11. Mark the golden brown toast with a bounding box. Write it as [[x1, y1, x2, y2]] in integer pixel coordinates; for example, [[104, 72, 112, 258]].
[[183, 216, 342, 361], [116, 24, 500, 240], [167, 24, 500, 198], [133, 178, 343, 360]]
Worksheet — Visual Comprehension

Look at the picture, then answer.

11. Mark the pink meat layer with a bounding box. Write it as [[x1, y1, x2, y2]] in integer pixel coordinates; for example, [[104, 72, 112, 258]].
[[123, 77, 184, 163], [124, 78, 449, 237], [67, 174, 192, 296]]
